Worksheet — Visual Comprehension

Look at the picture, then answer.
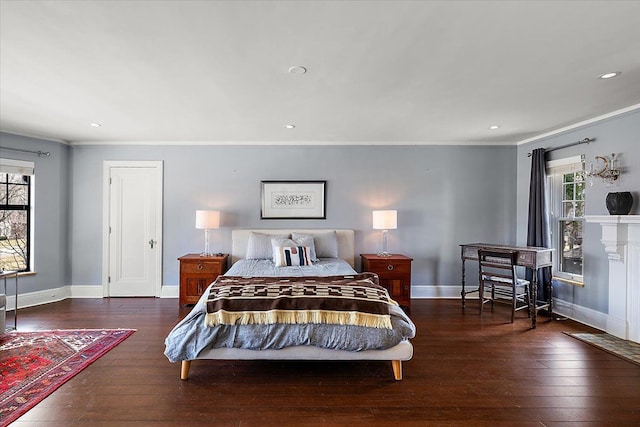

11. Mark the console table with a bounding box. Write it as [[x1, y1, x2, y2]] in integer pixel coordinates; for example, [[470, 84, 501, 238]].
[[1, 270, 18, 331], [460, 243, 553, 328]]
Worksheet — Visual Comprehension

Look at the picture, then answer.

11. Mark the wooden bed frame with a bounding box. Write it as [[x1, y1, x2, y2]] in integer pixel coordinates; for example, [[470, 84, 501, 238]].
[[179, 229, 413, 380]]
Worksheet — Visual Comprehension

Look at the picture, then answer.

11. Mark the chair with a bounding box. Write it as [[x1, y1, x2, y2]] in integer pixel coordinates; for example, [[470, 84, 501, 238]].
[[478, 249, 531, 323]]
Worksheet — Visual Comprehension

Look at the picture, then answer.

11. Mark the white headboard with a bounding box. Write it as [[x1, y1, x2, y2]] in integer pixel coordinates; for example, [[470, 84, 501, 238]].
[[231, 229, 355, 268]]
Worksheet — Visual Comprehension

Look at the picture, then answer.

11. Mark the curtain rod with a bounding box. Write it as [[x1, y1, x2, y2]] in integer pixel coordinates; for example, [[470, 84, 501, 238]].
[[527, 137, 594, 157], [1, 146, 50, 157]]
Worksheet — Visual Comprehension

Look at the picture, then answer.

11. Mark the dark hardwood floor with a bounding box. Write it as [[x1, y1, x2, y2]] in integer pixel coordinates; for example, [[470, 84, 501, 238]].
[[8, 298, 640, 426]]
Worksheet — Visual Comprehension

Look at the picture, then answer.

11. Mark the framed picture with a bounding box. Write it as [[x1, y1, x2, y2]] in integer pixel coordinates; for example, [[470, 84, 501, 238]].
[[261, 180, 326, 219]]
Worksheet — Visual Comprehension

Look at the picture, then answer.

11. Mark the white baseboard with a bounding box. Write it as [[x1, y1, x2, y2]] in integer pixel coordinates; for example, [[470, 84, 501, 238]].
[[161, 285, 179, 298], [6, 284, 606, 334], [6, 286, 69, 310], [411, 286, 608, 332], [69, 285, 104, 298], [67, 285, 180, 298], [552, 298, 607, 332], [412, 285, 465, 299], [6, 284, 180, 309]]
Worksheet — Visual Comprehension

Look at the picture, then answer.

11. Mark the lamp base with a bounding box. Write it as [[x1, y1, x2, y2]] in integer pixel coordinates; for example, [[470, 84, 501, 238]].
[[377, 229, 392, 257], [200, 229, 213, 257]]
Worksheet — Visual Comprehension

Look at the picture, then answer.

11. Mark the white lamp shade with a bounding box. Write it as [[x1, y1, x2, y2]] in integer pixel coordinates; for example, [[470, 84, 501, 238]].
[[372, 210, 397, 230], [195, 210, 220, 229]]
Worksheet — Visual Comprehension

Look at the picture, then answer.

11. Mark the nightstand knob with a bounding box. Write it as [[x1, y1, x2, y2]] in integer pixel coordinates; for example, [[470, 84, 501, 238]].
[[197, 263, 204, 270], [387, 264, 394, 271]]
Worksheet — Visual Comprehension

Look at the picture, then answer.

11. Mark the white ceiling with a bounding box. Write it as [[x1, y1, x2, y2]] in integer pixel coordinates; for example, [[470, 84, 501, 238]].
[[1, 0, 640, 145]]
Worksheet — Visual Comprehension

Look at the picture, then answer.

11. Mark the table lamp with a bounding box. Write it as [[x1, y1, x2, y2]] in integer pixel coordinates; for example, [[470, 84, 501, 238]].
[[195, 210, 220, 256], [372, 210, 397, 257]]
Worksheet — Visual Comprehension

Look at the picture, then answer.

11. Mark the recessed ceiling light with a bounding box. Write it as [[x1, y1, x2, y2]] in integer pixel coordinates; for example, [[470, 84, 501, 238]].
[[598, 72, 621, 79], [285, 124, 295, 129], [488, 125, 500, 130], [90, 122, 102, 127], [288, 66, 307, 74]]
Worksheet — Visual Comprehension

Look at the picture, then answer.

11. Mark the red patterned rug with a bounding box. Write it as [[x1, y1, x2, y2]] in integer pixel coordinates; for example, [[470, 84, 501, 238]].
[[0, 329, 135, 426]]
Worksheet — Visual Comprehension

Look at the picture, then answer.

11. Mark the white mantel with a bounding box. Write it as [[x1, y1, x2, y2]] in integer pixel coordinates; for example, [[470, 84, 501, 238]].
[[586, 215, 640, 343]]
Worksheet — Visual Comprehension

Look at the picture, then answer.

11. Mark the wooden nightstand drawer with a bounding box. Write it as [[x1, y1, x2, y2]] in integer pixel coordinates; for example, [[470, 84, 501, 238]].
[[366, 260, 411, 275], [182, 261, 223, 274]]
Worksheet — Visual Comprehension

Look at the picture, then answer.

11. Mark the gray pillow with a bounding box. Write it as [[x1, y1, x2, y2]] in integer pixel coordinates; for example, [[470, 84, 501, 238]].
[[246, 232, 289, 259], [292, 231, 338, 259]]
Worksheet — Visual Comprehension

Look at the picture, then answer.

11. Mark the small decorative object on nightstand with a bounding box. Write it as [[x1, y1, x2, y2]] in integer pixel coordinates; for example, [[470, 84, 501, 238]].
[[361, 253, 412, 309], [178, 254, 228, 306]]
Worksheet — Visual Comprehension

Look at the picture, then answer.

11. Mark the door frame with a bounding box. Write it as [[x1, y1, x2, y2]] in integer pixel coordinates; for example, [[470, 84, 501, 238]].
[[102, 160, 164, 297]]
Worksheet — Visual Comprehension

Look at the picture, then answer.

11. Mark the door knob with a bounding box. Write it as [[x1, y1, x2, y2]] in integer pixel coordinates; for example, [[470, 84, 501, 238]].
[[149, 239, 157, 249]]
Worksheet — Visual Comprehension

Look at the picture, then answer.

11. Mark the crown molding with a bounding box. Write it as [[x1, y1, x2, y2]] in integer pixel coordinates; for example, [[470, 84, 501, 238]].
[[517, 103, 640, 145]]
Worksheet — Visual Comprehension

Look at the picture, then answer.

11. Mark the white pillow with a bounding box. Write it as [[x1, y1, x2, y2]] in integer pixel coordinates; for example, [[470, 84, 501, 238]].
[[246, 232, 289, 259], [271, 237, 297, 262], [272, 235, 318, 262], [274, 246, 312, 267], [292, 231, 338, 259]]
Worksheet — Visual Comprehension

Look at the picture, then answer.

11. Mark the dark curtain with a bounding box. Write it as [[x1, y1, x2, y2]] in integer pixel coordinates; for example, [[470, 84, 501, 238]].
[[526, 148, 552, 302]]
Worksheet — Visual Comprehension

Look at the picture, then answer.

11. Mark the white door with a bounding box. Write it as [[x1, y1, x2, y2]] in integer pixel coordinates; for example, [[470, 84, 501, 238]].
[[103, 161, 163, 297]]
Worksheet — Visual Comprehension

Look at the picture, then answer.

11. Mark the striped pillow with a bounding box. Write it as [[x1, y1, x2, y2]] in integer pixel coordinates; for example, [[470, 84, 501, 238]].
[[274, 246, 311, 267]]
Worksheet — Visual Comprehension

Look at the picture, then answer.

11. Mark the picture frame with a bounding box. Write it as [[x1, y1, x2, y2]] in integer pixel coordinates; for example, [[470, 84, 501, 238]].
[[261, 180, 326, 219]]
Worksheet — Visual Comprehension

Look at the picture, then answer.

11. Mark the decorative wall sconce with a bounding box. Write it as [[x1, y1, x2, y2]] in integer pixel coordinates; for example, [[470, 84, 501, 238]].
[[586, 153, 620, 185]]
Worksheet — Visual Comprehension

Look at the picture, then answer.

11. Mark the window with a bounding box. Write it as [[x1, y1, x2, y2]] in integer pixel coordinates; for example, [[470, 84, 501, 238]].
[[0, 159, 34, 272], [546, 155, 585, 285]]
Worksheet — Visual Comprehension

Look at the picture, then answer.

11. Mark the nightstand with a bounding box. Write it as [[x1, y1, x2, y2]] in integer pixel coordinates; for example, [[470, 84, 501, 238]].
[[361, 254, 412, 309], [178, 254, 228, 306]]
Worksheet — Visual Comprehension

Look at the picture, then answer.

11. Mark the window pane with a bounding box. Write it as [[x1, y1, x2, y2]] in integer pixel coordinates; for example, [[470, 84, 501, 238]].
[[576, 180, 585, 201], [7, 174, 25, 184], [0, 209, 28, 271], [560, 220, 582, 275], [0, 182, 6, 205], [563, 202, 575, 217], [564, 182, 574, 200], [7, 183, 28, 204]]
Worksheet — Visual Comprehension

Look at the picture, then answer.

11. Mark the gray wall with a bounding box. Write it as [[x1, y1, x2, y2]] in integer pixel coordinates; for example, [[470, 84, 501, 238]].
[[516, 109, 640, 314], [5, 105, 638, 316], [0, 133, 70, 295], [70, 144, 517, 292]]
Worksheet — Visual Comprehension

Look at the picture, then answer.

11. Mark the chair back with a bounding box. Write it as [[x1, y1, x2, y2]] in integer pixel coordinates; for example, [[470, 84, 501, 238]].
[[478, 249, 518, 284]]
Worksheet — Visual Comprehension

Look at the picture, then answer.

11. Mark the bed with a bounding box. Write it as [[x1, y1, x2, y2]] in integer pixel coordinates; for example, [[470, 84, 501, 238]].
[[164, 229, 416, 380]]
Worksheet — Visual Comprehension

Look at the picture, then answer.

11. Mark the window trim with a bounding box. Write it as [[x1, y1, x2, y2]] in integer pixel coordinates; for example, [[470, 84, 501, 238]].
[[546, 155, 585, 285], [0, 158, 34, 272]]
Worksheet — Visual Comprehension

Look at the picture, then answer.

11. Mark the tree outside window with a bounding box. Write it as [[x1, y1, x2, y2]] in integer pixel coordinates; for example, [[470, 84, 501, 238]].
[[547, 155, 585, 285], [559, 171, 585, 276], [0, 172, 30, 271]]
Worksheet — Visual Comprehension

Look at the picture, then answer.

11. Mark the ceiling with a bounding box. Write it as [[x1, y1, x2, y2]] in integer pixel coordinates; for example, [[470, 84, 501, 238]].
[[1, 0, 640, 145]]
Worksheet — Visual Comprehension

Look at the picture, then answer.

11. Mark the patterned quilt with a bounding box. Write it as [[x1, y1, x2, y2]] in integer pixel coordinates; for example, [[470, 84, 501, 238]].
[[205, 273, 393, 329]]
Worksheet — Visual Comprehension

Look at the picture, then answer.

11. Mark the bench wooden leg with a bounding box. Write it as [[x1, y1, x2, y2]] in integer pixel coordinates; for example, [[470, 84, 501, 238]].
[[180, 360, 191, 380], [391, 360, 403, 380]]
